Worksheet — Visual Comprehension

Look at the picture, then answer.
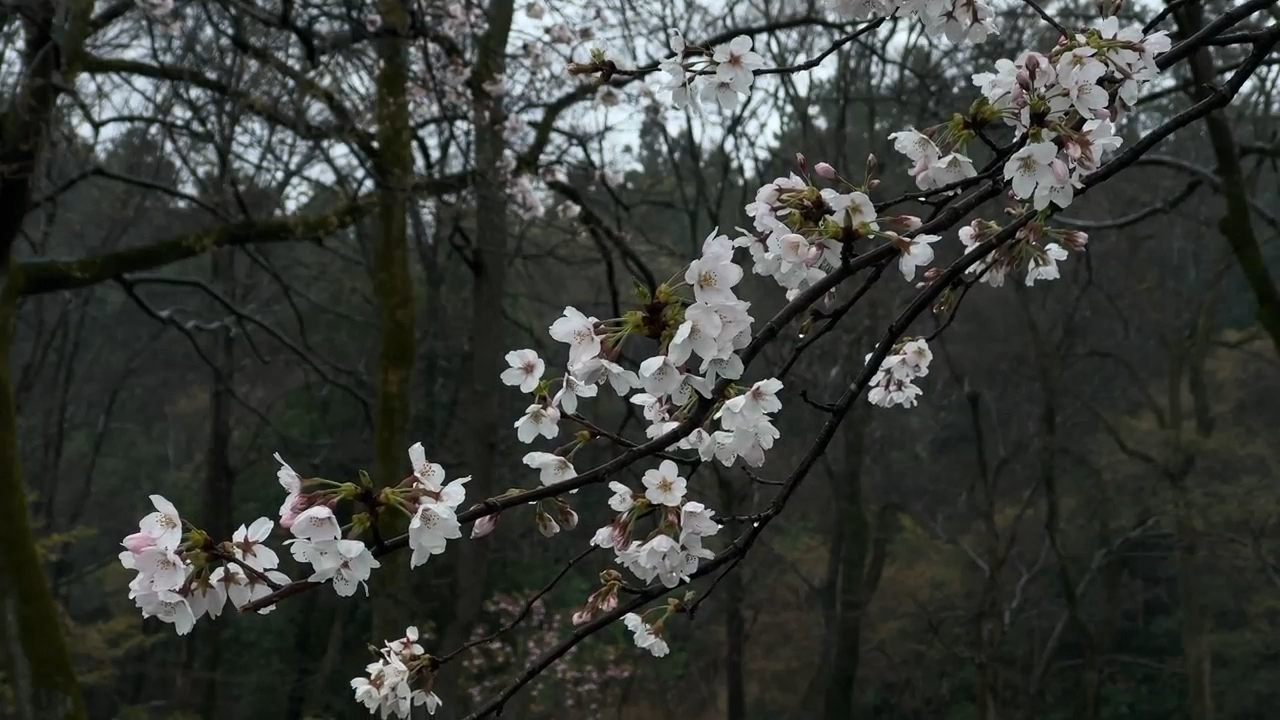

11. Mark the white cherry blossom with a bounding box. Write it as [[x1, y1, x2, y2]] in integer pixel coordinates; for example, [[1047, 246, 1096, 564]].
[[549, 306, 601, 367], [290, 506, 342, 541], [552, 372, 597, 415], [523, 452, 577, 486], [500, 349, 545, 393], [1025, 243, 1070, 285], [642, 460, 687, 507], [514, 404, 561, 443], [623, 613, 670, 657], [231, 517, 279, 571], [1004, 142, 1058, 201], [638, 355, 682, 396]]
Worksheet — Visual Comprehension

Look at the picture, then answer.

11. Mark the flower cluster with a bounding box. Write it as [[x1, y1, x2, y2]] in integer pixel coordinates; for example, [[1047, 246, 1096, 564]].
[[866, 338, 934, 409], [406, 444, 470, 568], [590, 477, 721, 590], [119, 496, 289, 635], [351, 626, 442, 718], [659, 32, 766, 112], [959, 219, 1089, 287], [738, 157, 937, 287], [828, 0, 996, 43]]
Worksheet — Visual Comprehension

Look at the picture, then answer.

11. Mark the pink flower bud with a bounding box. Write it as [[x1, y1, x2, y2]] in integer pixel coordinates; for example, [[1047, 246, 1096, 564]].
[[122, 532, 155, 553], [535, 510, 560, 537], [471, 513, 500, 539], [814, 162, 837, 179], [599, 589, 619, 612], [1016, 70, 1032, 90], [804, 244, 825, 267], [365, 14, 382, 32], [1024, 53, 1041, 73], [1061, 230, 1089, 251], [1050, 158, 1069, 185], [559, 508, 579, 531], [896, 215, 923, 231], [571, 608, 595, 626], [795, 153, 807, 172]]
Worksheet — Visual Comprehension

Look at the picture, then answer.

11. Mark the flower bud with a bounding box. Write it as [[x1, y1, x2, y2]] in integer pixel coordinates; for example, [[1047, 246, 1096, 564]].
[[893, 215, 923, 231], [1016, 70, 1032, 90], [571, 607, 595, 626], [814, 162, 837, 179], [804, 244, 825, 267], [470, 513, 501, 539], [559, 507, 579, 530], [365, 14, 382, 32], [535, 509, 560, 537], [865, 153, 879, 176], [1024, 53, 1040, 73], [867, 178, 881, 190], [122, 532, 156, 553], [600, 569, 622, 584], [1060, 230, 1089, 251], [795, 153, 807, 173], [923, 268, 942, 282]]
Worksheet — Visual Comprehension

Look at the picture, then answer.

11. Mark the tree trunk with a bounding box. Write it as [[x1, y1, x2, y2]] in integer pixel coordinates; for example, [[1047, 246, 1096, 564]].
[[369, 0, 417, 643], [0, 268, 87, 720], [1174, 1, 1280, 357], [196, 248, 236, 716], [435, 2, 516, 714], [823, 410, 870, 720], [0, 1, 94, 707], [1171, 478, 1213, 720]]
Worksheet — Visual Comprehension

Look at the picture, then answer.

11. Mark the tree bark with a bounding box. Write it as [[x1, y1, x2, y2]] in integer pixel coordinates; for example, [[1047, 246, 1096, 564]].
[[0, 1, 94, 713], [196, 248, 236, 716], [369, 0, 417, 642], [0, 268, 87, 720], [435, 1, 516, 714]]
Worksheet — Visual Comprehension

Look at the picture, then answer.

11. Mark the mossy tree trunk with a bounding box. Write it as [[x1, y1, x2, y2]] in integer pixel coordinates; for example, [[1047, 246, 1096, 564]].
[[0, 1, 95, 717], [369, 0, 417, 642]]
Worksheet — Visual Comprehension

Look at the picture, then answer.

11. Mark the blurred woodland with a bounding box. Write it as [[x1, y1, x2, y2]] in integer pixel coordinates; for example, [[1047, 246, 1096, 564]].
[[2, 0, 1280, 718]]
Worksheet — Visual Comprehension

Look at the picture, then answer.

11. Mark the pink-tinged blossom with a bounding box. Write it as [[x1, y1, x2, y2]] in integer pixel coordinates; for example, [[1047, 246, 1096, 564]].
[[139, 494, 183, 551]]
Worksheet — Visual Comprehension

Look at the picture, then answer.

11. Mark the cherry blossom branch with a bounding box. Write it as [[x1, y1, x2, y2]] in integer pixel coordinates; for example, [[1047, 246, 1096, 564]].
[[565, 414, 689, 464], [456, 49, 1280, 707], [756, 18, 888, 76], [774, 261, 890, 379], [1020, 0, 1070, 39], [1054, 179, 1202, 230], [1153, 0, 1276, 70], [435, 547, 597, 664]]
